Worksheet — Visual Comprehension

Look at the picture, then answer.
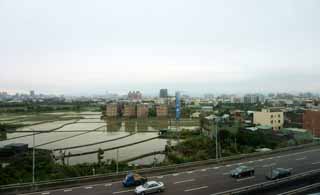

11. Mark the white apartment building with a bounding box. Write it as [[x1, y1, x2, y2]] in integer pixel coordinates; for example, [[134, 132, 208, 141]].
[[253, 109, 284, 130]]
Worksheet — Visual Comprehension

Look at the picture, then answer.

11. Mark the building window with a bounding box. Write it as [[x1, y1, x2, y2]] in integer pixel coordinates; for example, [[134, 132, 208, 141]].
[[271, 120, 273, 124], [278, 120, 281, 123], [278, 114, 281, 117], [271, 115, 273, 118]]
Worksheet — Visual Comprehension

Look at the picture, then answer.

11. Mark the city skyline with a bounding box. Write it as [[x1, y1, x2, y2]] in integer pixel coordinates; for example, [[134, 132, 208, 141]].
[[1, 0, 320, 95]]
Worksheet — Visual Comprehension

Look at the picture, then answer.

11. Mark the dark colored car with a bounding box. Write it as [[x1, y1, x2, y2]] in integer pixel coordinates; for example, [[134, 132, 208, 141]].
[[230, 166, 255, 178], [265, 168, 291, 180], [122, 173, 147, 187]]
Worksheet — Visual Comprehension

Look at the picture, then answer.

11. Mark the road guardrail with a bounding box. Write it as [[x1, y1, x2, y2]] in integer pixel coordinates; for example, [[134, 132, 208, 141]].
[[211, 168, 320, 195], [277, 182, 320, 195], [1, 142, 319, 194]]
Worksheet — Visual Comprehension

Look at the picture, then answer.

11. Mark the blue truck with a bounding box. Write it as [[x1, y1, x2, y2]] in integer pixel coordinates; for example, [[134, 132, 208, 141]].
[[123, 172, 147, 187]]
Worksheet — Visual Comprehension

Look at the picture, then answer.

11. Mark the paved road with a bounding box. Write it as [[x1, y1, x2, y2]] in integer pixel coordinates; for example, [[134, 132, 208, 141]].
[[19, 146, 320, 195]]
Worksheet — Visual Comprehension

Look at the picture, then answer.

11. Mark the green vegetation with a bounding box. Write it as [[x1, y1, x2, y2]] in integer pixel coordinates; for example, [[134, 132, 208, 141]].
[[148, 106, 156, 117], [165, 128, 299, 164], [0, 123, 25, 131], [166, 136, 216, 163], [0, 101, 101, 113], [215, 102, 267, 112], [0, 149, 131, 185]]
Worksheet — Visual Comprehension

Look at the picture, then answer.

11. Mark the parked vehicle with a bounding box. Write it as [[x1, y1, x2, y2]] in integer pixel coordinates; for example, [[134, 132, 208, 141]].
[[265, 168, 291, 180], [134, 181, 165, 195], [230, 166, 255, 178], [122, 172, 147, 187]]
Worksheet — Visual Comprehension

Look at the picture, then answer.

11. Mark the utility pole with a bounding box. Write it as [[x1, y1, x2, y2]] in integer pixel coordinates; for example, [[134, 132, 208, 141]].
[[234, 136, 238, 153], [32, 128, 35, 185], [312, 119, 315, 143], [167, 95, 171, 130], [175, 92, 181, 143], [116, 149, 119, 174], [215, 120, 218, 160]]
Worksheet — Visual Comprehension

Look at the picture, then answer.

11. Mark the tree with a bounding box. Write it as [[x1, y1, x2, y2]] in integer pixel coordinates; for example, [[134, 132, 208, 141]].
[[97, 148, 104, 165], [148, 106, 156, 117]]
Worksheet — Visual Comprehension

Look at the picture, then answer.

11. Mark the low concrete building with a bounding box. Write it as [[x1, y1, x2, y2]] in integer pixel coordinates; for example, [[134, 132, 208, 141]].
[[253, 108, 284, 130], [123, 104, 136, 117], [190, 112, 201, 118], [156, 105, 168, 117], [106, 103, 118, 117], [303, 110, 320, 137], [137, 104, 149, 118]]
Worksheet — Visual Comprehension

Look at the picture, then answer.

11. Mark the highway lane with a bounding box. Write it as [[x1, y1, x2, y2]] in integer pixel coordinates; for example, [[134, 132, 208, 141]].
[[18, 146, 320, 195]]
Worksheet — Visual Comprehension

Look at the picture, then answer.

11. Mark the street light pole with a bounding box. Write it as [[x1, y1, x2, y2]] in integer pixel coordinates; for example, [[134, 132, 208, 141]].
[[215, 120, 218, 161], [116, 149, 119, 174], [32, 129, 35, 185]]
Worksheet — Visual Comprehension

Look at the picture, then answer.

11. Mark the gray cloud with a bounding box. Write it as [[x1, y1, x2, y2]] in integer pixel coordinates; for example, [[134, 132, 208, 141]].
[[0, 0, 319, 95]]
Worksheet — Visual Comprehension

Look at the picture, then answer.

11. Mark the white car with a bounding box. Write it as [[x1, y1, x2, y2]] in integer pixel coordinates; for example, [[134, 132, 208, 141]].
[[134, 181, 165, 195]]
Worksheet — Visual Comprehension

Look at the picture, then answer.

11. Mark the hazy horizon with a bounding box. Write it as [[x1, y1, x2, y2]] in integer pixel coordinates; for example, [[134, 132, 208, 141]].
[[1, 0, 320, 95]]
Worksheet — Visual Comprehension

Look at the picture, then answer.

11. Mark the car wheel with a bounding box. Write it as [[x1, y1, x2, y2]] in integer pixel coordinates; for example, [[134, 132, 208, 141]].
[[158, 189, 161, 193], [141, 192, 145, 195]]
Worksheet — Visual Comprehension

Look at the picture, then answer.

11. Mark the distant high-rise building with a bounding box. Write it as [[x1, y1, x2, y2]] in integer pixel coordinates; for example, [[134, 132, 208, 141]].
[[243, 94, 264, 104], [159, 89, 168, 98], [30, 90, 35, 97], [128, 91, 142, 101]]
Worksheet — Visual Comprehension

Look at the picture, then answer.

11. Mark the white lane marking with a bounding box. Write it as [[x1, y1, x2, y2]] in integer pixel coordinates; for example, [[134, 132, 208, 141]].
[[312, 162, 320, 165], [211, 170, 320, 195], [258, 159, 264, 162], [238, 162, 244, 165], [172, 173, 179, 176], [18, 148, 320, 195], [201, 169, 207, 171], [268, 157, 273, 160], [84, 186, 92, 189], [223, 172, 230, 175], [41, 193, 50, 195], [17, 179, 123, 195], [262, 163, 276, 168], [277, 182, 320, 195], [187, 171, 193, 174], [157, 176, 164, 179], [184, 186, 208, 192], [174, 179, 195, 184], [113, 189, 134, 194], [237, 176, 255, 182], [226, 164, 232, 167], [248, 161, 254, 164], [105, 183, 112, 187], [63, 189, 72, 192], [296, 157, 307, 161]]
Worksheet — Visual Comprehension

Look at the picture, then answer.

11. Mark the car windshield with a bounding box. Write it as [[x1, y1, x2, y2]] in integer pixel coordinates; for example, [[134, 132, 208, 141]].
[[124, 175, 130, 181], [142, 183, 149, 188], [272, 170, 279, 175], [236, 166, 246, 172]]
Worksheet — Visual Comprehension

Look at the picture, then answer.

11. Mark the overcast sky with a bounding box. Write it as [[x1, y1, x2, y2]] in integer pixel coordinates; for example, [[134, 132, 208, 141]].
[[0, 0, 319, 96]]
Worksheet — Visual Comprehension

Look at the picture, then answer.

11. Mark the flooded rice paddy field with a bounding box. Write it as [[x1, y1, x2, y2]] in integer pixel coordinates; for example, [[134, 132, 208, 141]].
[[0, 112, 199, 165]]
